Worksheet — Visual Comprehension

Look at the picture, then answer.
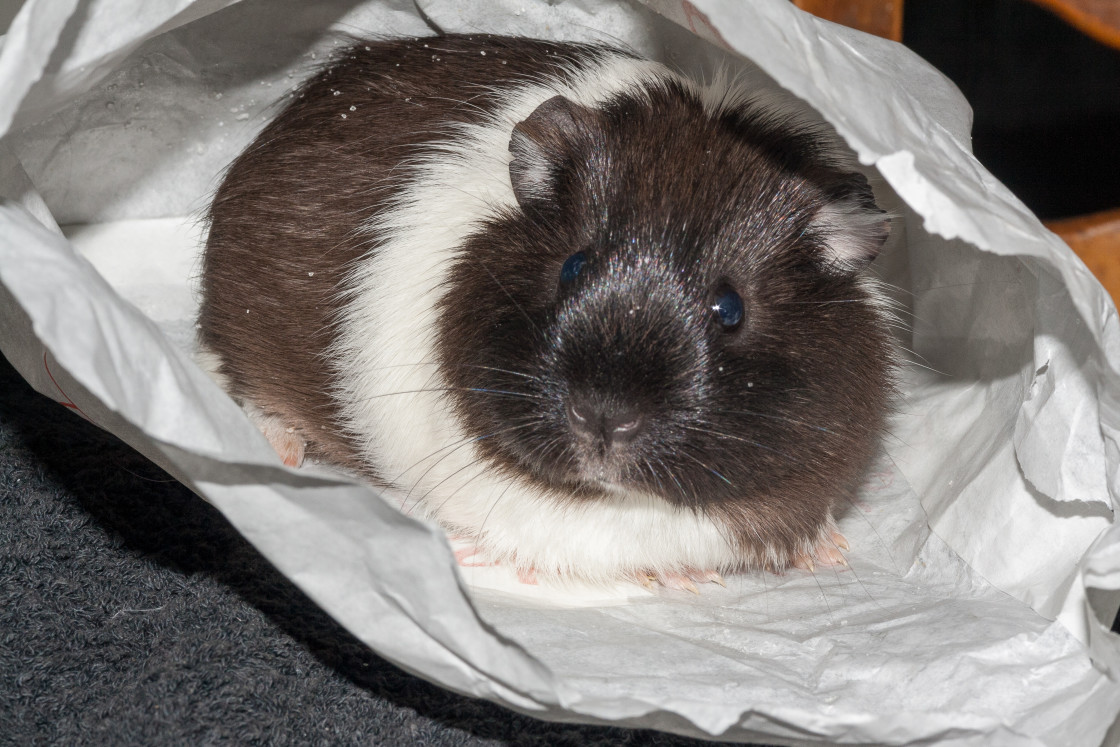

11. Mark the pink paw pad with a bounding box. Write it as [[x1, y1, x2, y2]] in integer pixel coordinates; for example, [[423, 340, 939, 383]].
[[447, 537, 539, 585], [515, 567, 539, 585], [452, 545, 492, 568]]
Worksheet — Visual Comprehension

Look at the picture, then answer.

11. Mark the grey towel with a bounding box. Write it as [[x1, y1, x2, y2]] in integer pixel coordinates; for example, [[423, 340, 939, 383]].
[[0, 353, 720, 746]]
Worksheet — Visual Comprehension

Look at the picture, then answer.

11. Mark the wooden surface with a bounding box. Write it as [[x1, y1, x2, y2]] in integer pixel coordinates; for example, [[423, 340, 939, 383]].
[[1028, 0, 1120, 50], [1047, 209, 1120, 305], [792, 0, 904, 41]]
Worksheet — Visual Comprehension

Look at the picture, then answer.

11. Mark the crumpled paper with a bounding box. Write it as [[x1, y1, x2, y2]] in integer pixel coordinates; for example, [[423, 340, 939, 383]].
[[3, 0, 1120, 743]]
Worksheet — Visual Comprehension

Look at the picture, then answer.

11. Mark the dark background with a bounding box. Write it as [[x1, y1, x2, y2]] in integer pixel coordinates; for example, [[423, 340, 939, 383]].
[[2, 1, 1119, 744], [904, 0, 1120, 220]]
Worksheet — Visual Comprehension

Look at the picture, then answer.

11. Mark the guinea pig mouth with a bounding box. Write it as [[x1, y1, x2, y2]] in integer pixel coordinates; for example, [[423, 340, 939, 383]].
[[567, 446, 672, 500], [570, 450, 632, 491]]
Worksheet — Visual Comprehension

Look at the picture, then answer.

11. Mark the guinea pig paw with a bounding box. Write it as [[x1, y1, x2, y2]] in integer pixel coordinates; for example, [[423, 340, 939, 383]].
[[818, 529, 850, 567], [791, 553, 816, 573], [639, 569, 726, 594], [515, 566, 540, 586], [255, 414, 306, 468], [452, 544, 490, 568], [694, 569, 727, 587], [447, 536, 502, 569], [793, 530, 850, 572]]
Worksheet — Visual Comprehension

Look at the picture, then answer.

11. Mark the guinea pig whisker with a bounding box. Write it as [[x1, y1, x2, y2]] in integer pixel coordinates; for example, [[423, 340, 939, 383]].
[[830, 539, 880, 607], [417, 457, 492, 516], [701, 508, 742, 577], [899, 357, 950, 377], [551, 441, 581, 483], [395, 422, 539, 508], [709, 468, 734, 487], [693, 414, 863, 451], [677, 423, 795, 461], [344, 359, 542, 389], [475, 476, 520, 553], [392, 426, 501, 483], [809, 565, 836, 622], [867, 277, 914, 299], [466, 387, 542, 399], [676, 448, 734, 488], [888, 342, 950, 377], [519, 427, 569, 477], [658, 458, 688, 497], [478, 263, 541, 336], [640, 457, 668, 496], [429, 464, 492, 520], [713, 409, 834, 434], [362, 360, 540, 382], [456, 364, 538, 380], [404, 455, 494, 520], [873, 295, 914, 314], [662, 452, 710, 499], [776, 294, 914, 330], [843, 487, 901, 575], [354, 386, 543, 404]]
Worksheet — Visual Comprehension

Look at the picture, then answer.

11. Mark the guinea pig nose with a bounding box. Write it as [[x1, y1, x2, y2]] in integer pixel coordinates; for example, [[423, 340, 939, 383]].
[[567, 398, 594, 432], [567, 398, 644, 447], [603, 409, 643, 445]]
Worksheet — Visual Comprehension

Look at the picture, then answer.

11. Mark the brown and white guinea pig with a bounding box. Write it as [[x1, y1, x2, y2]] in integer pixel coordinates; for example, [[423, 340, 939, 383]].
[[197, 35, 896, 589]]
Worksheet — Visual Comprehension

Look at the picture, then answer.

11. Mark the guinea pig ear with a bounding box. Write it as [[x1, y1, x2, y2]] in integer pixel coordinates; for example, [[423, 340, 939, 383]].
[[810, 174, 891, 273], [509, 95, 594, 210]]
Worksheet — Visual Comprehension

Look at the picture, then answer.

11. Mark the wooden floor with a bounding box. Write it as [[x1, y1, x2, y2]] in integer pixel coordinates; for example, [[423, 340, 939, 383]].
[[1046, 210, 1120, 308]]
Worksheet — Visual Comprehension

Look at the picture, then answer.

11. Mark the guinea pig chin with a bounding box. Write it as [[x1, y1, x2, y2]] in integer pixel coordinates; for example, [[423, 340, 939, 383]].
[[567, 439, 636, 491]]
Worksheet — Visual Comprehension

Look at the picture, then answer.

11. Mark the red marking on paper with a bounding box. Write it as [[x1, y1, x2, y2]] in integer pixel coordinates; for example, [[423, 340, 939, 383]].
[[869, 469, 895, 492], [681, 1, 732, 49], [43, 350, 91, 422]]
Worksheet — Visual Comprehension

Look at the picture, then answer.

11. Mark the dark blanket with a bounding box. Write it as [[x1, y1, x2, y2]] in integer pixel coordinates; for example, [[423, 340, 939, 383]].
[[0, 353, 727, 746]]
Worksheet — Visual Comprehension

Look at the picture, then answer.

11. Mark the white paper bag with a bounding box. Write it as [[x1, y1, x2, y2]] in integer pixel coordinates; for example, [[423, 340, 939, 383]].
[[3, 0, 1120, 743]]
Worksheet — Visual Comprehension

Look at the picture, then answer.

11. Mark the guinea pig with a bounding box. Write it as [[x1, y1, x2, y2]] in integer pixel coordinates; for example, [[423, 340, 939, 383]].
[[197, 34, 895, 590]]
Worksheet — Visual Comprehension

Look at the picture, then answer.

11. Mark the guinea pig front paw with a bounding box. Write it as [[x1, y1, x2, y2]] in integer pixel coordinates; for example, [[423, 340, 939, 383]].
[[449, 536, 541, 583], [250, 411, 306, 468], [450, 539, 490, 567], [791, 529, 850, 573], [636, 568, 727, 594]]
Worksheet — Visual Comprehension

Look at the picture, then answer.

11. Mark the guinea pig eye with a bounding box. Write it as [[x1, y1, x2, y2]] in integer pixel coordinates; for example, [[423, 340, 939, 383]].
[[559, 251, 587, 286], [711, 285, 744, 331]]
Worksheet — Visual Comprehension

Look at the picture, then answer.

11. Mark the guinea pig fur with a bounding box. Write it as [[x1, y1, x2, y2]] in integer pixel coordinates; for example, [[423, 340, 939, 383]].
[[197, 35, 896, 588]]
